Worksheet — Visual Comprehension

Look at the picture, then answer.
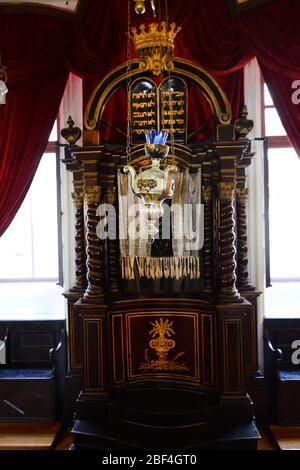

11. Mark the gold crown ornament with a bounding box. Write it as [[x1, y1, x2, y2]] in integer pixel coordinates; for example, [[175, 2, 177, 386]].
[[130, 22, 181, 76]]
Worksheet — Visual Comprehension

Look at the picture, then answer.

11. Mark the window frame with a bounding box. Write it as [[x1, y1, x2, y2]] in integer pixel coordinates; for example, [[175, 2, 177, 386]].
[[261, 75, 300, 284], [0, 119, 63, 284]]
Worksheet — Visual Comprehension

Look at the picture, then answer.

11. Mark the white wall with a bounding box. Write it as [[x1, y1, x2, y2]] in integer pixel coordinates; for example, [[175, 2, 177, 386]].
[[244, 58, 266, 371], [59, 73, 83, 324], [59, 73, 83, 291]]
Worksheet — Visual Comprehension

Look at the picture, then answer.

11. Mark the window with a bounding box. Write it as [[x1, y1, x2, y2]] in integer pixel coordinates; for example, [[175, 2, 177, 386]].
[[262, 82, 300, 283], [0, 121, 64, 318], [0, 121, 61, 282], [262, 79, 300, 318]]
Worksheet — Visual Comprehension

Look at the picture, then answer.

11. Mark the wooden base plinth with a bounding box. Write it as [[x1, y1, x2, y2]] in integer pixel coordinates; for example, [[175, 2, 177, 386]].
[[72, 418, 260, 450]]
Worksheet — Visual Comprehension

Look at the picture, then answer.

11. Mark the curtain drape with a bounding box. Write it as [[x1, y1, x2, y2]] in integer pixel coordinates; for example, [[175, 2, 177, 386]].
[[1, 0, 300, 236], [0, 15, 75, 236]]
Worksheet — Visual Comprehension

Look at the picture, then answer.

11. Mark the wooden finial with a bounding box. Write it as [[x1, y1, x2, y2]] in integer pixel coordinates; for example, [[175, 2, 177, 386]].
[[60, 115, 82, 145]]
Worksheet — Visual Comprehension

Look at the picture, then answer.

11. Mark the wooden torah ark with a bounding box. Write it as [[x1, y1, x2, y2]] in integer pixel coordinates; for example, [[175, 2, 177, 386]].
[[62, 46, 260, 449]]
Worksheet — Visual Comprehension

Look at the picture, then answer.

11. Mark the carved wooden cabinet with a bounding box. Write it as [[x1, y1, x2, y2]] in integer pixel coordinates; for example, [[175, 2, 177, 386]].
[[62, 22, 261, 449]]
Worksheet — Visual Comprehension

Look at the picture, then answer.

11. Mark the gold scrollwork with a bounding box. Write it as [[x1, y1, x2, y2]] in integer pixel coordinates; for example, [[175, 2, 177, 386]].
[[139, 53, 174, 77], [131, 22, 180, 76], [71, 192, 84, 209], [139, 318, 189, 372], [218, 182, 236, 201], [236, 187, 249, 203], [106, 186, 117, 204], [84, 186, 101, 205]]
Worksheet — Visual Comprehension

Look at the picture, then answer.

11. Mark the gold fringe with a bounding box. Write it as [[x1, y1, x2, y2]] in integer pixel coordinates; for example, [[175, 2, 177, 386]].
[[120, 256, 201, 280]]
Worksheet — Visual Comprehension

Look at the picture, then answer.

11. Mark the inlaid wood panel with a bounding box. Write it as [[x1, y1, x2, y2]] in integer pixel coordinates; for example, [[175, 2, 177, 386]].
[[68, 305, 83, 372], [109, 309, 217, 390], [83, 317, 105, 394], [111, 314, 125, 385], [220, 317, 245, 397]]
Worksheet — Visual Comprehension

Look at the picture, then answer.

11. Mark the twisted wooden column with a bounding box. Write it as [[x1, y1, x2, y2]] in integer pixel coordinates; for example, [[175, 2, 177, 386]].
[[202, 186, 213, 294], [236, 188, 254, 291], [83, 186, 105, 303], [106, 185, 121, 295], [218, 182, 240, 303], [71, 192, 86, 292]]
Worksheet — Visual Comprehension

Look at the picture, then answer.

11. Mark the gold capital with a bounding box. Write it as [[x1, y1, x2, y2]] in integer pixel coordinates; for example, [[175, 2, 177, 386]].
[[84, 186, 101, 205], [218, 182, 236, 201], [106, 186, 117, 205], [71, 192, 84, 209], [236, 188, 249, 203]]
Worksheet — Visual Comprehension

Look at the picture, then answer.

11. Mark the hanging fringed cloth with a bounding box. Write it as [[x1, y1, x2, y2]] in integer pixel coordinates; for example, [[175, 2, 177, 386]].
[[118, 169, 202, 281], [120, 256, 201, 281]]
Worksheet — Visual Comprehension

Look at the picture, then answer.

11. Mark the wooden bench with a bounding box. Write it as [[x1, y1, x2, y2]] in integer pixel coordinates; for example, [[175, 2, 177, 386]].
[[0, 321, 66, 423], [265, 322, 300, 425]]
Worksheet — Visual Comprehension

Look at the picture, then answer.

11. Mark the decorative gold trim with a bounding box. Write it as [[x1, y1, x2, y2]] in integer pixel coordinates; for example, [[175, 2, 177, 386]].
[[69, 306, 82, 370], [131, 22, 181, 53], [84, 185, 101, 205], [172, 59, 232, 124], [106, 186, 117, 204], [218, 182, 236, 201], [84, 57, 232, 131], [84, 318, 104, 393], [251, 305, 258, 369], [236, 187, 249, 203], [139, 318, 189, 372], [71, 191, 84, 209], [126, 312, 200, 383], [131, 22, 181, 76], [112, 314, 125, 385], [201, 314, 214, 386], [85, 59, 141, 130], [222, 319, 244, 395]]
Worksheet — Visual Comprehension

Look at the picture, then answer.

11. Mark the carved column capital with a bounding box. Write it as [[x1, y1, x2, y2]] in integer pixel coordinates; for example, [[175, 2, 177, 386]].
[[106, 186, 117, 205], [236, 187, 249, 203], [84, 185, 101, 205], [71, 191, 84, 209], [218, 182, 236, 201], [202, 186, 212, 203]]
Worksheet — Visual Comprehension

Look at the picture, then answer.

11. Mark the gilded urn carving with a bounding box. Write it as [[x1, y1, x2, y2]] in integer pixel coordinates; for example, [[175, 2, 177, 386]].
[[139, 318, 189, 372], [124, 131, 177, 242]]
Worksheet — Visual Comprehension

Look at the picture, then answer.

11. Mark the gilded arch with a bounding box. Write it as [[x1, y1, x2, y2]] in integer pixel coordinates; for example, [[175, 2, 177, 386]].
[[84, 57, 232, 131]]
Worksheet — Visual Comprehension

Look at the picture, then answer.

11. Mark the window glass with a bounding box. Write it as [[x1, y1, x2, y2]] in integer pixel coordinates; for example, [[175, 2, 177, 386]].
[[49, 120, 58, 142], [0, 153, 59, 281], [265, 108, 287, 136], [268, 147, 300, 280], [264, 83, 274, 106]]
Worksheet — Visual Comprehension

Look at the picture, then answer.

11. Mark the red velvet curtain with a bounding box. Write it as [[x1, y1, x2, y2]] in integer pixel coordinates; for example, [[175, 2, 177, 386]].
[[0, 15, 74, 236], [1, 0, 300, 236], [236, 0, 300, 155], [68, 0, 300, 155]]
